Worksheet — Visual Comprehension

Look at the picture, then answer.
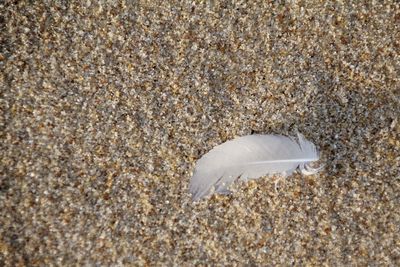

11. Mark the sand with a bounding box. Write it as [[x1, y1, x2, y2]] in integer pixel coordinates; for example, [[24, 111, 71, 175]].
[[1, 1, 399, 266]]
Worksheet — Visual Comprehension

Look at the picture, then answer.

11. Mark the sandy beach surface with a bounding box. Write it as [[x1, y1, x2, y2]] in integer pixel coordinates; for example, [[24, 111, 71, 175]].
[[1, 1, 399, 266]]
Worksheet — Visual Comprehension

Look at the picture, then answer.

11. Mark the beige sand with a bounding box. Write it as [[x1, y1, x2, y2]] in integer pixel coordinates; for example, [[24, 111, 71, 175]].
[[1, 1, 399, 266]]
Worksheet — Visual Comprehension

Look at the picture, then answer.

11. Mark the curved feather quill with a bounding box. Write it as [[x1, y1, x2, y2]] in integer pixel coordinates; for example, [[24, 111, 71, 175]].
[[189, 133, 321, 200]]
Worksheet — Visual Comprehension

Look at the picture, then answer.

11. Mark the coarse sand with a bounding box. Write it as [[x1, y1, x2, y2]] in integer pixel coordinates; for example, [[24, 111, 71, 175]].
[[1, 1, 399, 266]]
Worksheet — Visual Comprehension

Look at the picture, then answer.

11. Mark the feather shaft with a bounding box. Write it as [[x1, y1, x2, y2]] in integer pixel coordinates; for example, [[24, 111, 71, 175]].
[[248, 158, 318, 164]]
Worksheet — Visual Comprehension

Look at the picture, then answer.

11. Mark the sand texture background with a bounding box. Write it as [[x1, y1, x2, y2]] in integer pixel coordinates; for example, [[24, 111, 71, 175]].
[[1, 0, 399, 266]]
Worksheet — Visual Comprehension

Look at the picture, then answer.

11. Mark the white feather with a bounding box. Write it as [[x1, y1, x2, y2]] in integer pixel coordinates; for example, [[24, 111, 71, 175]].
[[189, 133, 322, 200]]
